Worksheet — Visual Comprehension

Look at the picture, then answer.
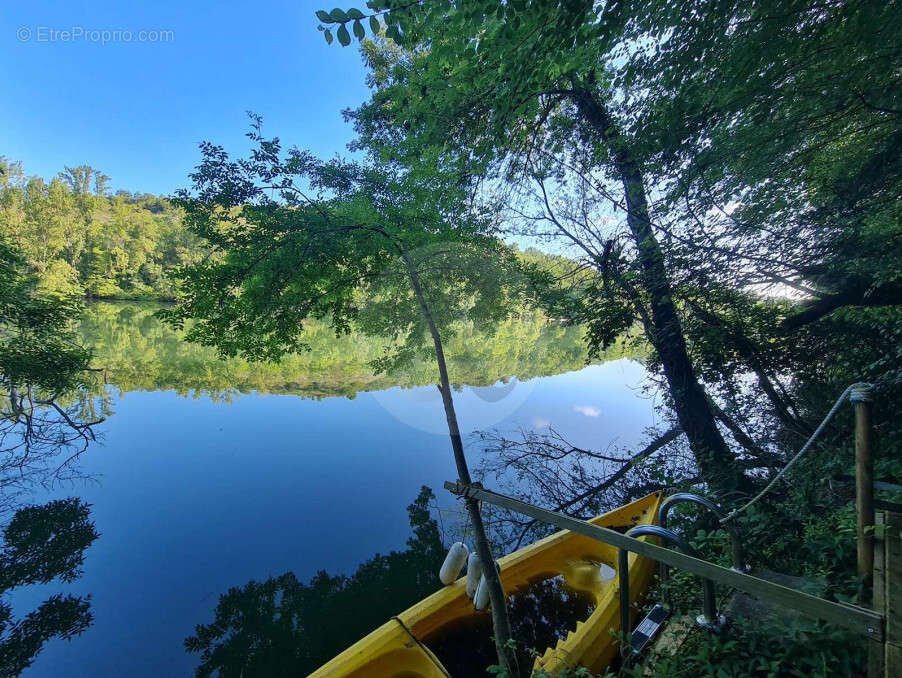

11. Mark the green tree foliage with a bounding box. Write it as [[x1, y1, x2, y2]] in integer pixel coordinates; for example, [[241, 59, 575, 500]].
[[0, 238, 90, 397], [0, 498, 99, 676], [164, 120, 528, 673], [1, 214, 103, 522], [612, 0, 902, 394], [317, 0, 901, 479], [311, 3, 899, 673], [0, 175, 103, 678], [161, 125, 518, 365], [322, 1, 751, 494], [0, 158, 204, 300], [620, 0, 901, 311], [184, 487, 445, 678], [592, 0, 902, 506], [77, 301, 626, 400]]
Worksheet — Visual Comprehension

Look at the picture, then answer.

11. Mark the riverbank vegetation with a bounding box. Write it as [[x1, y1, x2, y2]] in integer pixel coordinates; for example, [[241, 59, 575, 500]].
[[79, 302, 636, 399], [0, 231, 101, 673], [0, 159, 200, 300], [307, 0, 898, 675], [0, 157, 580, 306], [0, 0, 899, 675]]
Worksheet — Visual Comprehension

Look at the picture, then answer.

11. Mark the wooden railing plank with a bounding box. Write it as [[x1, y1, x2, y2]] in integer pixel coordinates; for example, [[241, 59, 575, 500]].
[[884, 512, 902, 677], [869, 511, 886, 677]]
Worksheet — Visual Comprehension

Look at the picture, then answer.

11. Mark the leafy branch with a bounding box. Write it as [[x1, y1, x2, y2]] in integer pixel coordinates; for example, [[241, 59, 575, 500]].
[[315, 2, 422, 46]]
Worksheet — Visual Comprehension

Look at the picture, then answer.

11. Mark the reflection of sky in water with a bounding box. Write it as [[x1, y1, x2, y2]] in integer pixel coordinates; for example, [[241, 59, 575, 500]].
[[371, 377, 535, 435], [9, 359, 657, 677]]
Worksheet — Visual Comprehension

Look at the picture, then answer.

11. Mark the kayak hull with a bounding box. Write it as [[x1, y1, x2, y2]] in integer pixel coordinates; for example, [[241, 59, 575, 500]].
[[311, 492, 662, 677]]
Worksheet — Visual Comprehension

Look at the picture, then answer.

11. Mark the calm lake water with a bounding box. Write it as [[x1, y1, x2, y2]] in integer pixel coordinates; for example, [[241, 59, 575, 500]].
[[9, 304, 660, 677]]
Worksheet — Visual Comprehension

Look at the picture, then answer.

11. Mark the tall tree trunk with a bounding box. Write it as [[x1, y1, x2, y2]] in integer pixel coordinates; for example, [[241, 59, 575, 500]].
[[568, 85, 749, 495], [404, 252, 521, 678]]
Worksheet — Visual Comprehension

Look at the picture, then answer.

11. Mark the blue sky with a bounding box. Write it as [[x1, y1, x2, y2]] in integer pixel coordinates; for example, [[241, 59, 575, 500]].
[[1, 0, 370, 195]]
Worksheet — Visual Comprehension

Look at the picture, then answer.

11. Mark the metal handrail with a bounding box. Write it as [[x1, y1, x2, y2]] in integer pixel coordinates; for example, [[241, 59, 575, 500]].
[[659, 493, 746, 572], [445, 480, 884, 641], [618, 525, 719, 654]]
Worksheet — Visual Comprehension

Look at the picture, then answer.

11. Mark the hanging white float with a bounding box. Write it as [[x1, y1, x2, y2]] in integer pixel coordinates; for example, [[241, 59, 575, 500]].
[[465, 553, 483, 599], [439, 542, 469, 585], [474, 574, 491, 610]]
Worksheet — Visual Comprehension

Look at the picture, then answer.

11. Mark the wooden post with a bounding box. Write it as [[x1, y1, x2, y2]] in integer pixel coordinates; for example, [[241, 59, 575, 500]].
[[854, 385, 875, 584], [870, 510, 902, 678], [884, 512, 902, 678], [869, 511, 885, 677], [883, 512, 902, 678]]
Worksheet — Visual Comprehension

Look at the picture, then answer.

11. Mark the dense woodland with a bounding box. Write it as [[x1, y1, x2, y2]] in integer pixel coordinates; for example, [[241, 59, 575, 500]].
[[1, 0, 900, 676], [172, 1, 901, 675], [79, 302, 625, 399], [0, 159, 200, 300]]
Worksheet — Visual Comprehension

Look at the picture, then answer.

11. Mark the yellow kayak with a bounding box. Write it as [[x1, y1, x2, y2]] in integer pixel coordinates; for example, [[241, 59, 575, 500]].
[[311, 492, 662, 677]]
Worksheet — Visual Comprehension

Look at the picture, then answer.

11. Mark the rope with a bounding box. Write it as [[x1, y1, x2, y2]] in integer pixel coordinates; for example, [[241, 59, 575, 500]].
[[431, 501, 447, 543], [461, 503, 472, 545], [430, 502, 471, 545], [721, 382, 873, 524], [850, 383, 874, 403]]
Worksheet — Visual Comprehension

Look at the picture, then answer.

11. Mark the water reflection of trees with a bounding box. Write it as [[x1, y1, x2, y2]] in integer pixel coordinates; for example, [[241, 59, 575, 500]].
[[0, 240, 104, 674], [185, 487, 446, 677], [0, 387, 103, 675], [0, 388, 109, 516], [80, 302, 638, 400], [474, 426, 694, 550], [0, 498, 99, 675], [186, 488, 614, 677]]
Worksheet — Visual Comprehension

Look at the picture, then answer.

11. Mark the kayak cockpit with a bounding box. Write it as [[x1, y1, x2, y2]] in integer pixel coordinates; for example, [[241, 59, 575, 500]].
[[310, 492, 661, 678]]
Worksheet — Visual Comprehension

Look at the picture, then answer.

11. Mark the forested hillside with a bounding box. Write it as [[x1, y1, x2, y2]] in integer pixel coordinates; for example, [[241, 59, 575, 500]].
[[0, 159, 574, 305], [0, 159, 203, 300], [2, 0, 900, 672]]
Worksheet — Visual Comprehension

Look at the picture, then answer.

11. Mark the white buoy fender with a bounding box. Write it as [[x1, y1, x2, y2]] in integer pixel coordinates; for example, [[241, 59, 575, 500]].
[[465, 553, 483, 599], [439, 542, 469, 585], [474, 573, 491, 610]]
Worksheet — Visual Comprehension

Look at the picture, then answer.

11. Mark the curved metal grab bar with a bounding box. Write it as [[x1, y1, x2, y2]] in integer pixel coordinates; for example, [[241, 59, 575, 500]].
[[659, 493, 746, 572], [618, 525, 719, 654]]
